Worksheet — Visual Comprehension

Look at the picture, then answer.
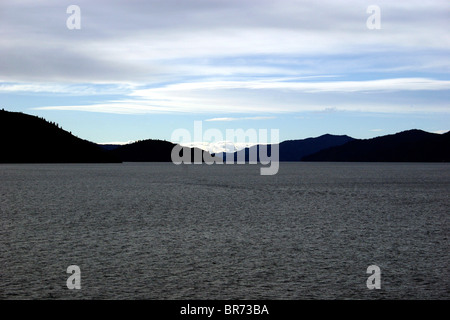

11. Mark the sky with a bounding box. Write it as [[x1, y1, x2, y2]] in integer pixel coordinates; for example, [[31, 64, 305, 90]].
[[1, 0, 449, 145]]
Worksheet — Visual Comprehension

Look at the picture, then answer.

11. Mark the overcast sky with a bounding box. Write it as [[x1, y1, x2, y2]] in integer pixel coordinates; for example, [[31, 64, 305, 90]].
[[1, 0, 449, 143]]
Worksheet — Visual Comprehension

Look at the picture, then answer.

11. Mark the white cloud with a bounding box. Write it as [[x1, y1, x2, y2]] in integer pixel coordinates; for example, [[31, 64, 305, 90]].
[[130, 78, 450, 98], [2, 0, 449, 118], [205, 118, 237, 122], [4, 77, 449, 96], [0, 0, 449, 83], [0, 82, 135, 95], [33, 77, 450, 115], [205, 116, 276, 122]]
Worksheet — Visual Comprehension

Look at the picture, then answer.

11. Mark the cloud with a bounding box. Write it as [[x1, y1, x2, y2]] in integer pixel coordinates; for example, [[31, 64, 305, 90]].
[[205, 118, 238, 122], [4, 77, 449, 95], [0, 82, 135, 95], [32, 76, 450, 115], [2, 0, 449, 119], [205, 116, 276, 122], [1, 0, 449, 83]]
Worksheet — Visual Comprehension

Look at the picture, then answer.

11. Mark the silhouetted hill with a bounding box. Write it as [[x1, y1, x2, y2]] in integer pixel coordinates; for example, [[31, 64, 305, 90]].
[[110, 139, 175, 162], [279, 134, 354, 161], [3, 110, 447, 164], [218, 134, 354, 162], [98, 144, 121, 151], [0, 110, 120, 163], [302, 129, 450, 162], [110, 139, 216, 162]]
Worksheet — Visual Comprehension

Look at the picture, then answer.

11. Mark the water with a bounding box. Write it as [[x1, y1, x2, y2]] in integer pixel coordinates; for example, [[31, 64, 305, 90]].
[[0, 162, 449, 299]]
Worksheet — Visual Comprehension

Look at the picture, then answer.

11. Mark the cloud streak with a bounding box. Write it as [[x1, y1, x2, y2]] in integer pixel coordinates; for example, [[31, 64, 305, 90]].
[[205, 116, 276, 122], [131, 78, 450, 94], [34, 77, 450, 115], [1, 0, 449, 83], [1, 0, 449, 121]]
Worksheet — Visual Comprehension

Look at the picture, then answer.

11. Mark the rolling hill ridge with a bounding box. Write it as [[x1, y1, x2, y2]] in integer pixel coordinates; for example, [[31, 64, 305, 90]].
[[1, 110, 448, 163], [302, 129, 450, 162], [0, 109, 120, 163]]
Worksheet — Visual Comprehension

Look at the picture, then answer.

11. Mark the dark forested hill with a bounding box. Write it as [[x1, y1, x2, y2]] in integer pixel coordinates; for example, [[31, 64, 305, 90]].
[[2, 110, 447, 164], [0, 110, 120, 163], [0, 110, 217, 163], [109, 139, 176, 162], [218, 134, 354, 162], [279, 134, 354, 161], [302, 129, 450, 162], [109, 139, 216, 162]]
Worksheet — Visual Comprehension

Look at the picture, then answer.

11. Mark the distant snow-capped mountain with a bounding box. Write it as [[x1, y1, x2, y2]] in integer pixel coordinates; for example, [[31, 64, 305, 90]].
[[180, 141, 256, 154]]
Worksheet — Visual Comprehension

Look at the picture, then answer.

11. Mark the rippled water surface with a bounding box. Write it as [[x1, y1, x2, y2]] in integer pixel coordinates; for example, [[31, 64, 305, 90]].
[[0, 162, 449, 299]]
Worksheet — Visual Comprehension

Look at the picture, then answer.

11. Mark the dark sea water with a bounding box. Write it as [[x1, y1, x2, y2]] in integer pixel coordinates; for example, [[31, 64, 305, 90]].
[[0, 162, 449, 299]]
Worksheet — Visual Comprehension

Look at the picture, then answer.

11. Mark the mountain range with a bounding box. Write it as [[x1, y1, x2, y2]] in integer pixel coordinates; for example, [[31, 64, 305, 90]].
[[0, 110, 215, 163], [302, 129, 450, 162], [216, 134, 354, 162], [0, 109, 448, 163], [108, 138, 212, 163]]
